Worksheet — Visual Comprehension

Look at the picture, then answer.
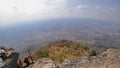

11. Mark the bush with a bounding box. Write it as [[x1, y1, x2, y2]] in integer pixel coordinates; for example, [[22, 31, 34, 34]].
[[0, 46, 6, 50], [37, 50, 49, 58], [90, 50, 97, 56]]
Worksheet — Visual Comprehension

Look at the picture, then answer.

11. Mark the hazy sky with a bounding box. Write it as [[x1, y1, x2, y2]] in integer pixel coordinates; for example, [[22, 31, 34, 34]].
[[0, 0, 120, 27]]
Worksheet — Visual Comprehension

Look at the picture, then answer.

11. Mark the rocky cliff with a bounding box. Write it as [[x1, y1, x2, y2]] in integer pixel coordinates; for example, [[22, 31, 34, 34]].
[[0, 52, 19, 68], [29, 48, 120, 68]]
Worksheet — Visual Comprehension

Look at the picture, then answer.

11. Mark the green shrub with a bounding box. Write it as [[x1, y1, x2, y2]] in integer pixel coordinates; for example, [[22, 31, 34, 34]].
[[0, 46, 6, 50], [90, 50, 97, 56], [37, 50, 49, 58]]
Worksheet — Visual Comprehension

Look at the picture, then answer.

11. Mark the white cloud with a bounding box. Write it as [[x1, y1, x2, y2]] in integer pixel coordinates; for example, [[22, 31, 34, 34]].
[[0, 0, 120, 27], [71, 5, 120, 22], [75, 5, 86, 9], [0, 0, 68, 27]]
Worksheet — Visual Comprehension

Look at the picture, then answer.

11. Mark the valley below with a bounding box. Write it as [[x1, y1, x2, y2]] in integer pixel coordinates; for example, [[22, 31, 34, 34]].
[[0, 19, 120, 52], [0, 19, 120, 68]]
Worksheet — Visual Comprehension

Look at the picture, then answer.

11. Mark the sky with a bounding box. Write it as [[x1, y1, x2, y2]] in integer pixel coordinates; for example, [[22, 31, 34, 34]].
[[0, 0, 120, 27]]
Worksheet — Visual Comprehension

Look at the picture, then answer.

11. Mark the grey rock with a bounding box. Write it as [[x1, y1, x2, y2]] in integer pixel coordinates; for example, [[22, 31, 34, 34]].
[[30, 49, 120, 68]]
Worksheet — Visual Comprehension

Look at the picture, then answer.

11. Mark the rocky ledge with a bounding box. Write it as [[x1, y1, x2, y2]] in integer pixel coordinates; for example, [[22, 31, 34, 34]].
[[29, 48, 120, 68]]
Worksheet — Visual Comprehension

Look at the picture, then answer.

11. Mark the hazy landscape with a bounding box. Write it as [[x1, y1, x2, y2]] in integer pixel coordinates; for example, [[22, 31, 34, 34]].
[[0, 0, 120, 68], [0, 19, 120, 51]]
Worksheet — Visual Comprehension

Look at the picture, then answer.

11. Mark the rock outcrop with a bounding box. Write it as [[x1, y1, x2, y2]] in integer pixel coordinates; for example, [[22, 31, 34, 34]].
[[0, 52, 19, 68], [30, 58, 56, 68], [29, 48, 120, 68]]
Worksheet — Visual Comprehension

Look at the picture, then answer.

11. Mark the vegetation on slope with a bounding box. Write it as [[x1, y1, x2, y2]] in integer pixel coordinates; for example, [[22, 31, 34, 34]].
[[34, 40, 96, 63], [0, 46, 7, 50]]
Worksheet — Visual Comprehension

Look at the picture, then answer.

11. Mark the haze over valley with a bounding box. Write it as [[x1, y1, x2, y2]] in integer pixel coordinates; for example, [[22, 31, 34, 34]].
[[0, 18, 120, 52]]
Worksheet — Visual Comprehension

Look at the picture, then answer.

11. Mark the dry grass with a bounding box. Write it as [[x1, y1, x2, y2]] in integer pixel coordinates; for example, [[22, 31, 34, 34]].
[[34, 40, 95, 63]]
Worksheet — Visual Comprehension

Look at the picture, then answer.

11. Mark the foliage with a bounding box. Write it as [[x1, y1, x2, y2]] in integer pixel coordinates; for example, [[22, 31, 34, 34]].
[[36, 50, 49, 58], [90, 50, 97, 56], [35, 40, 96, 63], [0, 46, 7, 50]]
